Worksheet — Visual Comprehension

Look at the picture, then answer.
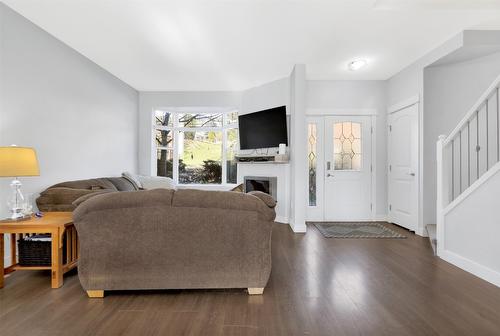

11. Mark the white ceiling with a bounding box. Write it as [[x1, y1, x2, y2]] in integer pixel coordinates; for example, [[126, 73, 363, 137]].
[[4, 0, 500, 91]]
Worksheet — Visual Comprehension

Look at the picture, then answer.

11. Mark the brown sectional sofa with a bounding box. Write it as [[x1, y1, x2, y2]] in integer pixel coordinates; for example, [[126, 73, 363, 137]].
[[72, 188, 276, 297], [36, 177, 137, 212]]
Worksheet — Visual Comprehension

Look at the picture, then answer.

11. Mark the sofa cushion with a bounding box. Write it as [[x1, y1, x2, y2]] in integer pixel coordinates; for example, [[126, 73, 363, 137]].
[[37, 187, 100, 212], [248, 191, 276, 208], [73, 189, 175, 221], [230, 183, 244, 192], [49, 178, 117, 191], [72, 189, 115, 207], [172, 189, 276, 221], [122, 172, 143, 190], [106, 177, 137, 191], [138, 176, 176, 190]]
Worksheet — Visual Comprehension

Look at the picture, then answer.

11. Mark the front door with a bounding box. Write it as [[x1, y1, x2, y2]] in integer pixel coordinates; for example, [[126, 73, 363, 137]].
[[388, 104, 418, 231], [324, 116, 373, 221]]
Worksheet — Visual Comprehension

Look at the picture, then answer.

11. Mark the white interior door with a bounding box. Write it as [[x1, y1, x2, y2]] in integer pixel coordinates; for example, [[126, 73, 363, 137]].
[[388, 104, 418, 231], [324, 116, 373, 221]]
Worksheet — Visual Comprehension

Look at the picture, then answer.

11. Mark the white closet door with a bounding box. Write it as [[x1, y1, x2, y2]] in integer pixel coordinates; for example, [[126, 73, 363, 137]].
[[388, 104, 418, 231]]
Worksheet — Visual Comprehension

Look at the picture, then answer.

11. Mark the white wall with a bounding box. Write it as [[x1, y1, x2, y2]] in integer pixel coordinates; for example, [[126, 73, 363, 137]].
[[306, 80, 388, 219], [386, 33, 463, 107], [239, 77, 290, 157], [442, 165, 500, 287], [240, 77, 289, 115], [423, 51, 500, 225], [0, 3, 138, 265]]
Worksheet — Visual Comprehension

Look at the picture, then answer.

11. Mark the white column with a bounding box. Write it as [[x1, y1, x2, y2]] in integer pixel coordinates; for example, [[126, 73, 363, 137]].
[[289, 65, 307, 233], [436, 134, 447, 256]]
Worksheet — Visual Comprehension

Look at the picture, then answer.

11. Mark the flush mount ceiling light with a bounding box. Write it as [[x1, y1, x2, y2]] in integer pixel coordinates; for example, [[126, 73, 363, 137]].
[[348, 59, 368, 71]]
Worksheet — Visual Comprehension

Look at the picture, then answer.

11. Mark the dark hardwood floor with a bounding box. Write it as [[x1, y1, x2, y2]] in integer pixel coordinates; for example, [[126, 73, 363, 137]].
[[2, 223, 500, 336]]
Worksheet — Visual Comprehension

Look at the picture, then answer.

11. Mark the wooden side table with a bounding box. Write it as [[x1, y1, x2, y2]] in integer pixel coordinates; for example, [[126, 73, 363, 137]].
[[0, 212, 77, 289]]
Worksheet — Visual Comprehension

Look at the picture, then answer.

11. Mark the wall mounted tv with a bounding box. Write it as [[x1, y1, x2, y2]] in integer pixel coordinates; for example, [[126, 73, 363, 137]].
[[238, 106, 288, 150]]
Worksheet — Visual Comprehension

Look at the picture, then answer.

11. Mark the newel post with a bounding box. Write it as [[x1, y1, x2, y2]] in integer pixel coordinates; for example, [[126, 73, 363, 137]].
[[436, 135, 447, 256]]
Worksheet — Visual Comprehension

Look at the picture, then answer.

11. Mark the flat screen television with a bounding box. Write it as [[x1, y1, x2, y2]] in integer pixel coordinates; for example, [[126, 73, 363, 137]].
[[238, 106, 288, 150]]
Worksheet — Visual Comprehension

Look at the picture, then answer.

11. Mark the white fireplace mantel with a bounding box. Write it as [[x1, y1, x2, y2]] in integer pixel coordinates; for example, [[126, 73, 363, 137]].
[[237, 162, 290, 223]]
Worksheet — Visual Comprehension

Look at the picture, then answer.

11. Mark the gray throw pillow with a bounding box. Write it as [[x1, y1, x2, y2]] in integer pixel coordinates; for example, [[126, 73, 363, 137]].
[[121, 172, 143, 190]]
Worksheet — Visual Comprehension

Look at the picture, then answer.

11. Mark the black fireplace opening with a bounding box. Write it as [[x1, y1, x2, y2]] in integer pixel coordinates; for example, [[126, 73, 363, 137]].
[[243, 176, 277, 200], [245, 179, 270, 194]]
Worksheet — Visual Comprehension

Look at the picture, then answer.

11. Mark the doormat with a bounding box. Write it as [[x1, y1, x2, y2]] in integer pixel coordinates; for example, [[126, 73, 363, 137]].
[[312, 222, 406, 239]]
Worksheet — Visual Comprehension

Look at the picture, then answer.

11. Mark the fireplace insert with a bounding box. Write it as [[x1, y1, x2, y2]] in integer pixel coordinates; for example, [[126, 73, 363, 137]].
[[243, 176, 277, 200]]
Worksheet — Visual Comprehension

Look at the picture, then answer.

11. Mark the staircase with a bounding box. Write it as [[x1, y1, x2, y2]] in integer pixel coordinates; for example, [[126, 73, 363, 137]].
[[436, 74, 500, 286], [426, 224, 437, 255]]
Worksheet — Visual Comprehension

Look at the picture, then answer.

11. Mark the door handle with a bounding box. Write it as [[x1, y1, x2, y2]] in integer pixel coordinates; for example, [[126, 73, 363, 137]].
[[327, 173, 334, 177], [408, 172, 415, 176]]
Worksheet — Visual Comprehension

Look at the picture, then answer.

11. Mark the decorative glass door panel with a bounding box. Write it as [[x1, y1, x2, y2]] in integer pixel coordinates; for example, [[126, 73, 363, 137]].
[[324, 116, 372, 221], [333, 122, 362, 171], [308, 124, 318, 206]]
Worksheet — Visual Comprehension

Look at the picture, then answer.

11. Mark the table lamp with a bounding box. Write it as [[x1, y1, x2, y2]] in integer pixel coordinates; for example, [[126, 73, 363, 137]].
[[0, 145, 40, 221]]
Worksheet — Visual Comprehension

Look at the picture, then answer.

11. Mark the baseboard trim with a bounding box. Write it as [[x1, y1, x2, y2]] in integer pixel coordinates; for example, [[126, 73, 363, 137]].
[[275, 216, 289, 224], [415, 227, 427, 237], [439, 249, 500, 288], [289, 223, 307, 233]]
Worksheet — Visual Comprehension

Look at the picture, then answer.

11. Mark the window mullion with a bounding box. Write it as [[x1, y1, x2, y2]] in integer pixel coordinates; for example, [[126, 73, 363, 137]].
[[173, 115, 179, 184], [222, 116, 227, 184]]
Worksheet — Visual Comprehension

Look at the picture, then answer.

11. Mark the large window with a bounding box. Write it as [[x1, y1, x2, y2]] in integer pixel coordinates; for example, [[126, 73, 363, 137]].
[[154, 109, 239, 185]]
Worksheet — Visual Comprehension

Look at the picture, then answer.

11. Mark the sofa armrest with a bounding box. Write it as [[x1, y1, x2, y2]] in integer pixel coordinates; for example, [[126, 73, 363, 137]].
[[247, 191, 276, 208], [36, 187, 101, 212]]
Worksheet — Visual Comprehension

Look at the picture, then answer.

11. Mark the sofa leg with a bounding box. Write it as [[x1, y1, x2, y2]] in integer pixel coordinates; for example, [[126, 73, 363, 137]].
[[87, 290, 104, 298], [248, 288, 264, 295]]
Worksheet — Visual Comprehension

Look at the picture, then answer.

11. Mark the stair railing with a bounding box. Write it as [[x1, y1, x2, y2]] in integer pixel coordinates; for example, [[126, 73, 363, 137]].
[[437, 74, 500, 255]]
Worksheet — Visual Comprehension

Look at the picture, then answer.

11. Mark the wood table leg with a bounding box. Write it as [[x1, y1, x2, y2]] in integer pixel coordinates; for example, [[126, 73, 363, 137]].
[[10, 233, 16, 265], [51, 228, 63, 288], [0, 234, 4, 288]]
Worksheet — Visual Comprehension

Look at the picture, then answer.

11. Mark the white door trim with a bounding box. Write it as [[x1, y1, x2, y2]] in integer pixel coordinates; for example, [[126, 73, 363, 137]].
[[371, 114, 377, 221], [308, 108, 377, 116]]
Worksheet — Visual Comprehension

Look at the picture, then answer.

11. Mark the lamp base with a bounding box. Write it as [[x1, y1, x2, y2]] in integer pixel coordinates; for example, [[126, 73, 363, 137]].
[[4, 178, 32, 222]]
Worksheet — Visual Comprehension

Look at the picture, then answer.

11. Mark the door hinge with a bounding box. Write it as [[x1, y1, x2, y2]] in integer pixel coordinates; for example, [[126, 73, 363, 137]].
[[389, 164, 392, 172], [370, 164, 373, 172], [371, 127, 373, 134], [389, 125, 392, 132], [389, 204, 392, 211], [370, 203, 373, 211]]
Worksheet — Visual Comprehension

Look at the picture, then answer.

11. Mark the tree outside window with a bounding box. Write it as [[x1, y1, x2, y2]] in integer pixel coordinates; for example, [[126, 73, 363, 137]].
[[155, 109, 238, 184]]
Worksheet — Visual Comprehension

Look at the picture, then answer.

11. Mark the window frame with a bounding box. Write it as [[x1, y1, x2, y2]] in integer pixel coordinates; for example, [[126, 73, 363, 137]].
[[153, 108, 239, 186]]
